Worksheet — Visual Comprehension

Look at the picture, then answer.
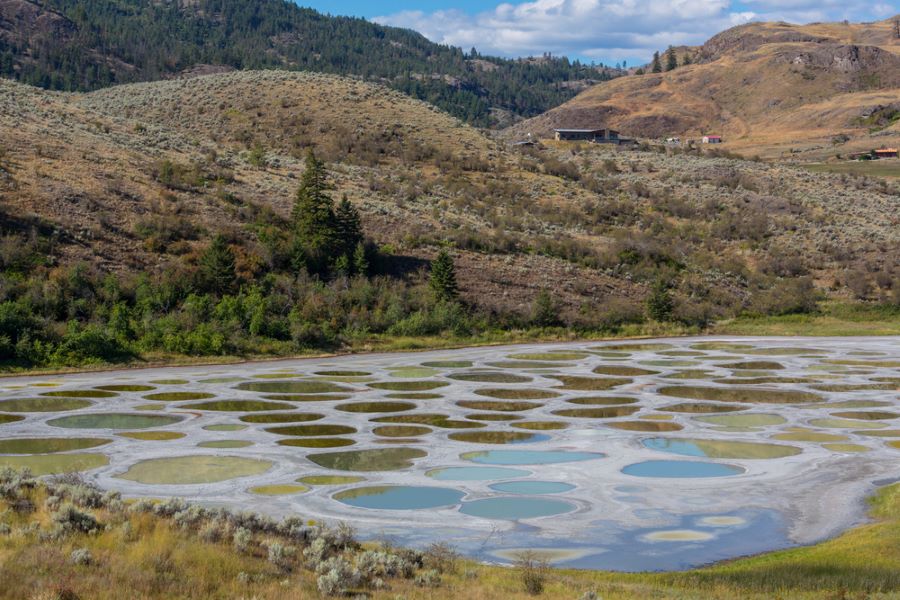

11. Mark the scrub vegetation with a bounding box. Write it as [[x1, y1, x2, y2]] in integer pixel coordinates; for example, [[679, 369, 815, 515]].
[[1, 468, 898, 599]]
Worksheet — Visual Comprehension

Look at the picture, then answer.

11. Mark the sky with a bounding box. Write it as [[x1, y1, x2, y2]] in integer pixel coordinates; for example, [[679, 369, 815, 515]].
[[300, 0, 899, 65]]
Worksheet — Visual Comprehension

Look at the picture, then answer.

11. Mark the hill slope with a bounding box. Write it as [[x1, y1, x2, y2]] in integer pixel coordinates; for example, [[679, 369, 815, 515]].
[[0, 0, 617, 126], [2, 70, 898, 324], [508, 17, 900, 160]]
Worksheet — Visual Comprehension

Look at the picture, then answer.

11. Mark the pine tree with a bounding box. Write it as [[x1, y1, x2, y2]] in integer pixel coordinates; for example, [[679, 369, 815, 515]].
[[333, 253, 351, 276], [352, 242, 369, 276], [646, 279, 674, 322], [531, 289, 560, 327], [334, 194, 363, 257], [429, 249, 458, 301], [292, 150, 336, 275], [665, 46, 677, 71], [682, 53, 693, 66], [651, 51, 662, 73], [199, 235, 237, 295]]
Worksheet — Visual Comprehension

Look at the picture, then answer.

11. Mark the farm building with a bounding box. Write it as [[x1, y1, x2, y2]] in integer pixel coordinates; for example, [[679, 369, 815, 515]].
[[554, 128, 619, 143], [702, 135, 723, 144], [873, 148, 899, 158]]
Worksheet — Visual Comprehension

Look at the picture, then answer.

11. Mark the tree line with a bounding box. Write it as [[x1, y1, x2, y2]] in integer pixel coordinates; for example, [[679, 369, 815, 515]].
[[2, 0, 619, 126]]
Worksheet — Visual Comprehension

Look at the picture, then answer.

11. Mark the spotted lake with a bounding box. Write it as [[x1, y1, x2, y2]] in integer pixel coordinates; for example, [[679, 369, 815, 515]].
[[1, 336, 898, 570]]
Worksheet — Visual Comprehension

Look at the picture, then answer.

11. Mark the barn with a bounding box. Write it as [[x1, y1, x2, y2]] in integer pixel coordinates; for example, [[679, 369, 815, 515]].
[[554, 128, 620, 143]]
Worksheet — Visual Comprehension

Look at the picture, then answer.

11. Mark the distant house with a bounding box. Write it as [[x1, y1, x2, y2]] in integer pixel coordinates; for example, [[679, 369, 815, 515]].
[[554, 128, 620, 143], [702, 135, 723, 144], [873, 148, 899, 159]]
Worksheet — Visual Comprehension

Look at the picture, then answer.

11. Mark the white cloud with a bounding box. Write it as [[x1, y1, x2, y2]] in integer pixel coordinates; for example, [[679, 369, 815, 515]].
[[374, 0, 897, 63]]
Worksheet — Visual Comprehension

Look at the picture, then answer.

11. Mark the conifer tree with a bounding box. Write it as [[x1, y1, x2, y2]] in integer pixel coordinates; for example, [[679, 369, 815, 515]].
[[665, 46, 677, 71], [651, 51, 662, 73], [292, 150, 336, 274], [199, 235, 237, 295], [334, 194, 363, 257], [429, 249, 458, 301], [531, 289, 560, 327], [646, 279, 674, 322], [353, 242, 369, 276]]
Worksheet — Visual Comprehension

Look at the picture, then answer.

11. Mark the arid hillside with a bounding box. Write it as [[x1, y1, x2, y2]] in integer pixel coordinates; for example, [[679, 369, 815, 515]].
[[1, 70, 898, 324], [507, 17, 900, 160]]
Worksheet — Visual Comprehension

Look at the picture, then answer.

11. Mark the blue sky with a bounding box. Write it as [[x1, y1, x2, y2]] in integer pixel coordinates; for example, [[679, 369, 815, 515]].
[[299, 0, 899, 65]]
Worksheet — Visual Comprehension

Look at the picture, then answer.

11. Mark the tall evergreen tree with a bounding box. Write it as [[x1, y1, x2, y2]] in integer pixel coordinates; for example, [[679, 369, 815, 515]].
[[646, 279, 674, 322], [665, 46, 678, 71], [334, 194, 363, 257], [651, 51, 662, 73], [429, 249, 459, 301], [292, 150, 336, 275], [199, 235, 237, 295]]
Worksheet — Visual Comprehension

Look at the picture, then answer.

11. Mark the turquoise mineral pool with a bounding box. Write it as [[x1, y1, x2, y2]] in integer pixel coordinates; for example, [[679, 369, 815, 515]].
[[334, 486, 465, 510], [488, 481, 576, 494], [622, 460, 745, 478], [426, 466, 531, 481], [460, 497, 576, 519], [461, 450, 604, 465]]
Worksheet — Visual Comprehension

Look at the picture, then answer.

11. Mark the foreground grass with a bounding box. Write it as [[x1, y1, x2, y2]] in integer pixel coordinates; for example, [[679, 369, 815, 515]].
[[2, 472, 899, 599], [714, 303, 900, 337]]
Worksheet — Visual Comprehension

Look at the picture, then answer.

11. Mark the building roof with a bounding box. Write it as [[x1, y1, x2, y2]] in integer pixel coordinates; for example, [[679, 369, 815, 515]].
[[554, 128, 609, 133], [704, 135, 722, 138], [875, 148, 898, 152]]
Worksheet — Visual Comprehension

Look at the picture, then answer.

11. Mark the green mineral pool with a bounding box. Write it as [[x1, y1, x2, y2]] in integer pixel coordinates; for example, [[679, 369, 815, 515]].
[[643, 438, 801, 459], [117, 455, 273, 484], [0, 437, 111, 454], [47, 413, 184, 429], [306, 448, 427, 471], [0, 453, 109, 475], [0, 397, 92, 412]]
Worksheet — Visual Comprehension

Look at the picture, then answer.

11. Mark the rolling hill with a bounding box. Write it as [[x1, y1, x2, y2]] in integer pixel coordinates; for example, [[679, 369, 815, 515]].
[[1, 69, 897, 327], [507, 17, 900, 160], [0, 0, 618, 126]]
